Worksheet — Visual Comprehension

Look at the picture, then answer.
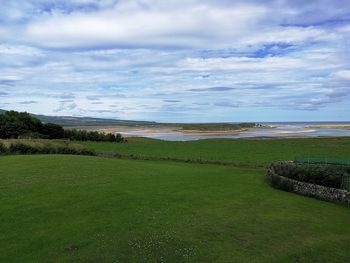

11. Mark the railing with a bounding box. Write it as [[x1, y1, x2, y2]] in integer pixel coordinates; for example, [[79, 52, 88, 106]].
[[294, 156, 350, 166]]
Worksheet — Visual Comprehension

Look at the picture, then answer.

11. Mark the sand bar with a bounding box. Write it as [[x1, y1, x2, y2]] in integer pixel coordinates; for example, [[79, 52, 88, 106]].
[[271, 129, 316, 134]]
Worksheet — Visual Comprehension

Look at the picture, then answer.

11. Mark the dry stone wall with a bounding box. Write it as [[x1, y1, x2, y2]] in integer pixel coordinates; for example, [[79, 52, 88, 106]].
[[267, 164, 350, 206]]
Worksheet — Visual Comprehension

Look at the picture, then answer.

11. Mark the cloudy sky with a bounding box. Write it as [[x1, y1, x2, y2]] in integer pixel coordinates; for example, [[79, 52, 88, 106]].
[[0, 0, 349, 122]]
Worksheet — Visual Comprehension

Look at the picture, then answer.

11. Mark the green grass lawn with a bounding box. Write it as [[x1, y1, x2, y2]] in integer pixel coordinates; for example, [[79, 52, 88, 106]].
[[80, 137, 350, 166], [1, 155, 350, 262]]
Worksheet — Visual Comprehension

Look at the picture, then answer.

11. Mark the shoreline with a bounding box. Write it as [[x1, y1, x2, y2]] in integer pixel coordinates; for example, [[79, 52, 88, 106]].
[[271, 129, 316, 134], [308, 124, 350, 129], [63, 124, 350, 140], [123, 128, 318, 137]]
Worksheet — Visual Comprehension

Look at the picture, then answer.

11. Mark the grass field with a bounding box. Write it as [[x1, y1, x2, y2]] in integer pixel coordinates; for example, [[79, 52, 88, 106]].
[[1, 155, 350, 262], [80, 137, 350, 166]]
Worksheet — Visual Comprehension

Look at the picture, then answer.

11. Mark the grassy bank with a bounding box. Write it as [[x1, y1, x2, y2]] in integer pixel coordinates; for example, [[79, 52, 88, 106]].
[[1, 155, 350, 262], [80, 137, 350, 166]]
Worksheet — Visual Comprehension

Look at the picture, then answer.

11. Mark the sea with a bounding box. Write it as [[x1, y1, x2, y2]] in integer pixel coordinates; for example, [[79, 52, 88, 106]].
[[122, 122, 350, 141]]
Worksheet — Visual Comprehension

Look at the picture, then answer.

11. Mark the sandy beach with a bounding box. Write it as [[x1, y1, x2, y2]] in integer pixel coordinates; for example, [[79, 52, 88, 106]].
[[308, 124, 350, 129], [64, 126, 321, 137], [271, 129, 316, 134], [65, 125, 257, 136], [64, 124, 350, 140]]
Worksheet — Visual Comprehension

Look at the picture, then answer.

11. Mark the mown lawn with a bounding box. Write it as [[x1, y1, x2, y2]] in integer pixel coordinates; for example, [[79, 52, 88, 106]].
[[80, 137, 350, 166], [0, 155, 349, 262]]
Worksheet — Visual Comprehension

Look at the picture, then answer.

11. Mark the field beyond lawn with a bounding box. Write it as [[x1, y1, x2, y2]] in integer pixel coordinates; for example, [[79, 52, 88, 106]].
[[80, 137, 350, 166], [1, 155, 350, 262]]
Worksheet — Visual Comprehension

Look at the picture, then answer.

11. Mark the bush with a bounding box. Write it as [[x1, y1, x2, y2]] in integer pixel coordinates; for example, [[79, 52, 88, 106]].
[[269, 162, 349, 189], [63, 129, 125, 142], [0, 142, 7, 154], [2, 140, 96, 157], [8, 142, 39, 154], [41, 123, 64, 139]]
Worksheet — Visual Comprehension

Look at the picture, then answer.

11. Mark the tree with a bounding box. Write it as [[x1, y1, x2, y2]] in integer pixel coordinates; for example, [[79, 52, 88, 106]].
[[0, 110, 125, 142], [41, 123, 64, 139], [0, 111, 43, 138]]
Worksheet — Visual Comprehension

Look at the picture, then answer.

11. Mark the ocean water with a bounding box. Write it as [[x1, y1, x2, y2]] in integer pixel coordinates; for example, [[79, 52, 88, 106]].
[[122, 122, 350, 141]]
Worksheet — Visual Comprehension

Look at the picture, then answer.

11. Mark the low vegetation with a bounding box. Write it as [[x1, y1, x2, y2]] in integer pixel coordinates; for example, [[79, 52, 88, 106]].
[[63, 128, 124, 142], [0, 139, 96, 156], [0, 110, 124, 142]]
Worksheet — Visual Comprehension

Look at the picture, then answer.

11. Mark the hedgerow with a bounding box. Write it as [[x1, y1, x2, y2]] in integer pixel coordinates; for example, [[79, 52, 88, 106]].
[[0, 142, 6, 154], [0, 140, 96, 156]]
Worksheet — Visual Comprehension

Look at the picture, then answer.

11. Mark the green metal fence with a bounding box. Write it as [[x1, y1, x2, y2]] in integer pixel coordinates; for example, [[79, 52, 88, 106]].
[[294, 156, 350, 166]]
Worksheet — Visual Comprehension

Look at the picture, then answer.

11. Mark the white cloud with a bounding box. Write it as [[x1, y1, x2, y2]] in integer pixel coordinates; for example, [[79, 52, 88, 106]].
[[332, 70, 350, 80], [178, 53, 341, 72], [0, 75, 23, 81], [23, 3, 267, 49], [243, 26, 338, 46], [16, 0, 344, 51], [0, 45, 41, 55]]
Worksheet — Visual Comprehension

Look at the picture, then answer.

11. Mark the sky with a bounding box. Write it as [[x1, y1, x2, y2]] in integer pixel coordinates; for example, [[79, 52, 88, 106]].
[[0, 0, 349, 122]]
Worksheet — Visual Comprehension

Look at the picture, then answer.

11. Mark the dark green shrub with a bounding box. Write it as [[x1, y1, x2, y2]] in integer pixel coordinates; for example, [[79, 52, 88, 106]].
[[270, 162, 349, 189], [63, 129, 125, 142], [8, 143, 39, 154], [0, 142, 7, 154], [41, 145, 57, 154], [41, 123, 64, 139], [5, 141, 96, 156], [79, 148, 96, 156]]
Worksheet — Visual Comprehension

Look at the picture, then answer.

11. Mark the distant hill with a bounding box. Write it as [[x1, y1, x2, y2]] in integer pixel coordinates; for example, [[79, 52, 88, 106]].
[[34, 114, 158, 126], [0, 109, 157, 127], [0, 109, 260, 130]]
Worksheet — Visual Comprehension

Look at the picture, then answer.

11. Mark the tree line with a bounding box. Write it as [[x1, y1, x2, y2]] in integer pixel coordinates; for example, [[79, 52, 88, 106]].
[[0, 110, 125, 142]]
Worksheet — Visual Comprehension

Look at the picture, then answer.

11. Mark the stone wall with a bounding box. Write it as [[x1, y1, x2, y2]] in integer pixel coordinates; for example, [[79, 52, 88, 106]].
[[267, 165, 350, 206]]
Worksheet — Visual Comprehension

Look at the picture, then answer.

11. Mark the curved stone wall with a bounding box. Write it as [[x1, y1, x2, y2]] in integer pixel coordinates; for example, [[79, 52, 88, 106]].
[[267, 164, 350, 206]]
